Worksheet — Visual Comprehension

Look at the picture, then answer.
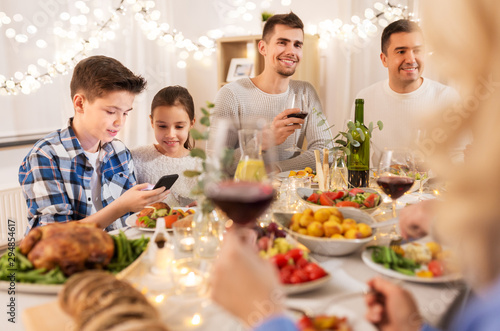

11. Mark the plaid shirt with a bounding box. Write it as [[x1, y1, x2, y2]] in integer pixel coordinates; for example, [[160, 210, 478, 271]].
[[19, 118, 137, 232]]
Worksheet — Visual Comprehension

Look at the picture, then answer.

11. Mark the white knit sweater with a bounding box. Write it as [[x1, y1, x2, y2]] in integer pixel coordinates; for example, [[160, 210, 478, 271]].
[[131, 145, 202, 207], [353, 78, 460, 160], [211, 78, 332, 172]]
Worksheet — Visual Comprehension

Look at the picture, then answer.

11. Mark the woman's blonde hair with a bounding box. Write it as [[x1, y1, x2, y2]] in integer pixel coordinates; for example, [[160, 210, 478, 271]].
[[422, 0, 500, 289]]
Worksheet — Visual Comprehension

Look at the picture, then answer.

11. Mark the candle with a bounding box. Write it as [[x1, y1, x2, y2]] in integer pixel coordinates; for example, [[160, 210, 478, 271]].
[[180, 271, 203, 288], [179, 237, 195, 252]]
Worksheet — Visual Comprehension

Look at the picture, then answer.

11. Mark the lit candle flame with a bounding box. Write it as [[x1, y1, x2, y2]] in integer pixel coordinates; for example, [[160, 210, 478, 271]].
[[191, 313, 201, 325]]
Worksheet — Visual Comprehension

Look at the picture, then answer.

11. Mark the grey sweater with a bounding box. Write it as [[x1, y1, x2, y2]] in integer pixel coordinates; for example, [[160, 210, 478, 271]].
[[210, 78, 332, 172]]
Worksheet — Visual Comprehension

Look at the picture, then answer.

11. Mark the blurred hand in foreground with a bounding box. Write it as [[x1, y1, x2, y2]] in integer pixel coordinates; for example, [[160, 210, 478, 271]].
[[210, 228, 284, 327], [365, 277, 422, 331], [399, 200, 435, 239]]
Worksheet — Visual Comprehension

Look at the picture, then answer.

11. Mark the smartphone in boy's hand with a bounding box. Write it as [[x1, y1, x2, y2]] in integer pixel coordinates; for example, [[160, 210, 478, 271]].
[[153, 174, 179, 190]]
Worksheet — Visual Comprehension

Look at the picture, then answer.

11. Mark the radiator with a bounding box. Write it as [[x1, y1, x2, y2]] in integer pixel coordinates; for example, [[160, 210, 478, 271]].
[[0, 186, 28, 248]]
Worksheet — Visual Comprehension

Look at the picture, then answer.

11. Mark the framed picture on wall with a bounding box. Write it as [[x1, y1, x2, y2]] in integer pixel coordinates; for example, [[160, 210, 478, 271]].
[[226, 58, 254, 82]]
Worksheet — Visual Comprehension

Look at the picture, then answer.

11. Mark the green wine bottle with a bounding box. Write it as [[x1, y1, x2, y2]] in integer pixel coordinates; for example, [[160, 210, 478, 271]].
[[347, 99, 370, 187]]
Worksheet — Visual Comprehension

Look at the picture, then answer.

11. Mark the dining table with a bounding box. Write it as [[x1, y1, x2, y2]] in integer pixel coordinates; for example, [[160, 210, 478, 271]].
[[0, 189, 466, 331]]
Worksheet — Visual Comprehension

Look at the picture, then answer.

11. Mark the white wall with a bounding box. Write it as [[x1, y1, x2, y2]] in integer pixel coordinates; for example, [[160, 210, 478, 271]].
[[1, 0, 425, 189]]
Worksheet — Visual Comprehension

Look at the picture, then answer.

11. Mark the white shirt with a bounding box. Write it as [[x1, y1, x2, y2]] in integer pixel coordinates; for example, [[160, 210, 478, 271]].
[[83, 148, 103, 214], [353, 78, 461, 163]]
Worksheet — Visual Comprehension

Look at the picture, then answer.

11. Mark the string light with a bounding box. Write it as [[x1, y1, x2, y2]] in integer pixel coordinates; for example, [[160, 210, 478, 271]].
[[0, 0, 413, 96], [310, 1, 411, 50]]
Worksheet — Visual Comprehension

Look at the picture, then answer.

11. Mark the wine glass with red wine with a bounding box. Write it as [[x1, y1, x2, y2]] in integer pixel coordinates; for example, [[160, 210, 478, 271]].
[[285, 92, 308, 153], [376, 149, 416, 218], [205, 119, 277, 228]]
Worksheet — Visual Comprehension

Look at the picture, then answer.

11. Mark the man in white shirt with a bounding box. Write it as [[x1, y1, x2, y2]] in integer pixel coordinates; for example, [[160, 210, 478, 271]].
[[210, 12, 331, 172], [354, 19, 460, 162]]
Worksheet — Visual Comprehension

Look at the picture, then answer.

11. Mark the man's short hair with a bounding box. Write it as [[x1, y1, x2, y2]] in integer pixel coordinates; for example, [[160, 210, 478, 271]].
[[70, 55, 147, 102], [262, 12, 304, 42], [381, 19, 423, 55]]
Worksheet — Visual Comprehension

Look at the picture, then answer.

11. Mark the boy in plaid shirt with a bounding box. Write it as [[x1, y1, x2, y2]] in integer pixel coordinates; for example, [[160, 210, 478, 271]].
[[19, 55, 170, 232]]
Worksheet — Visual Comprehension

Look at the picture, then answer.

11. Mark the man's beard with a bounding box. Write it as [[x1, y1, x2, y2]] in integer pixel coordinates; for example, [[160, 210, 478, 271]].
[[277, 67, 296, 77]]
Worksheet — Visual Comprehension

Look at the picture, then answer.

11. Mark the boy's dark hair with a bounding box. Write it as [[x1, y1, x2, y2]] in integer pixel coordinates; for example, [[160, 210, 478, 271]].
[[151, 85, 195, 149], [70, 55, 146, 102], [262, 11, 304, 42], [381, 19, 423, 55]]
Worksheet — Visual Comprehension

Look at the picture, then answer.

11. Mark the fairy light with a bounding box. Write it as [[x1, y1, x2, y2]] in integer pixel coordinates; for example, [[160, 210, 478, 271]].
[[1, 0, 413, 96]]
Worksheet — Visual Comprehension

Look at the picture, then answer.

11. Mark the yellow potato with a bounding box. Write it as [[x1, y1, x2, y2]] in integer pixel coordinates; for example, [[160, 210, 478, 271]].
[[326, 207, 344, 222], [303, 208, 314, 217], [299, 214, 315, 228], [324, 220, 343, 237], [426, 242, 442, 259], [342, 218, 357, 238], [291, 213, 303, 223], [314, 209, 330, 223], [344, 228, 363, 239], [327, 215, 342, 224], [356, 223, 372, 238], [331, 234, 345, 239], [304, 167, 313, 174], [290, 219, 301, 232], [307, 221, 324, 237], [289, 170, 297, 177]]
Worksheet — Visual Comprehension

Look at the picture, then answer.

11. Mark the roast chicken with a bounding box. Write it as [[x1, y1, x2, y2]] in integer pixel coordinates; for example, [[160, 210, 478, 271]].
[[19, 222, 114, 276]]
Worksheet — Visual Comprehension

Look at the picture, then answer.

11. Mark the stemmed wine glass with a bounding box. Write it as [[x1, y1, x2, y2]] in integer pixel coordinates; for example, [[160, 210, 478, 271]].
[[205, 118, 277, 228], [285, 92, 308, 153], [376, 149, 416, 218]]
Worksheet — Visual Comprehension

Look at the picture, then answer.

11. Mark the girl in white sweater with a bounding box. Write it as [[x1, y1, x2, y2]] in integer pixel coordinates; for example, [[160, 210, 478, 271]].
[[132, 86, 201, 207]]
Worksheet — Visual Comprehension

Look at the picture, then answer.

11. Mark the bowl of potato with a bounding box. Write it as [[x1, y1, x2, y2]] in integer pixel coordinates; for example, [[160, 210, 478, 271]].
[[273, 207, 375, 256]]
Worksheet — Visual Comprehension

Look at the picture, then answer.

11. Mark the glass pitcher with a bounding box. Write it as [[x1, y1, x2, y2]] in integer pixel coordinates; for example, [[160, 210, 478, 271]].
[[330, 150, 348, 190], [234, 128, 268, 182]]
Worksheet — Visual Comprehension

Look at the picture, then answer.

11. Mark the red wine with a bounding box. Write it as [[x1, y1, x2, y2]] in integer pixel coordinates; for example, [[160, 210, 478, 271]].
[[376, 176, 415, 200], [287, 113, 308, 119], [206, 181, 275, 225], [348, 169, 369, 188]]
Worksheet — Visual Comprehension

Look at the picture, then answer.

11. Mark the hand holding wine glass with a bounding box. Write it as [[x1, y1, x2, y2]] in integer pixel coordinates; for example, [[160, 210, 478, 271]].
[[376, 149, 416, 218]]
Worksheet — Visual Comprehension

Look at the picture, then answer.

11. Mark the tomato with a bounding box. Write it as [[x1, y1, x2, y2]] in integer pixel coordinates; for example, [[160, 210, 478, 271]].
[[270, 253, 289, 268], [297, 316, 314, 330], [304, 263, 327, 280], [296, 257, 309, 269], [285, 248, 304, 263], [319, 193, 334, 206], [280, 267, 293, 284], [290, 269, 310, 283], [348, 188, 365, 197], [335, 201, 360, 208], [307, 192, 321, 203], [164, 214, 179, 228], [428, 260, 444, 277], [363, 193, 378, 208], [324, 191, 344, 200]]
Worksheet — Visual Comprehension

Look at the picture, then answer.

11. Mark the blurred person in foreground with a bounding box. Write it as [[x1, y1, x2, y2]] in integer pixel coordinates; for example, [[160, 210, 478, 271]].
[[212, 0, 500, 329], [366, 0, 500, 330]]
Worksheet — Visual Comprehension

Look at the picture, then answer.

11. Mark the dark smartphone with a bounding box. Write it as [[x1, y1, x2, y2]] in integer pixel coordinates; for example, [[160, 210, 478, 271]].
[[287, 112, 308, 119], [153, 174, 179, 190]]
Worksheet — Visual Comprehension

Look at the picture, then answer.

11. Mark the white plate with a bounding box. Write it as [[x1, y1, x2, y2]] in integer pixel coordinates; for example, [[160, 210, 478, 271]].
[[361, 248, 462, 283], [125, 207, 193, 232], [271, 235, 331, 294]]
